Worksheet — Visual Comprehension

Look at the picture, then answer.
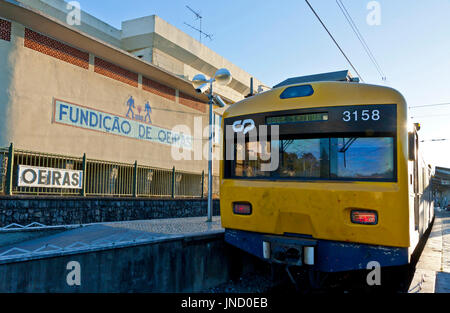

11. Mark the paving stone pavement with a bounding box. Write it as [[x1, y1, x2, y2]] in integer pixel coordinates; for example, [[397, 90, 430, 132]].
[[104, 216, 222, 234], [436, 209, 450, 292], [409, 209, 450, 293], [0, 216, 223, 263]]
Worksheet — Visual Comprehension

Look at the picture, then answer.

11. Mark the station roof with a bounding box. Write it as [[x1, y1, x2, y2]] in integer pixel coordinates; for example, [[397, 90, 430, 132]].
[[436, 167, 450, 178], [433, 166, 450, 188]]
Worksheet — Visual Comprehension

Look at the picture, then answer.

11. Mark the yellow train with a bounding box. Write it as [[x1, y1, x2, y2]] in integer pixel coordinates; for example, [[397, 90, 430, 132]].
[[220, 71, 434, 274]]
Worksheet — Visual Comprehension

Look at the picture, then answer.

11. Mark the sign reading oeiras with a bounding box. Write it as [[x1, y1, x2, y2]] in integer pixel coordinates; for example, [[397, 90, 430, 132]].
[[18, 165, 83, 189], [53, 100, 193, 150]]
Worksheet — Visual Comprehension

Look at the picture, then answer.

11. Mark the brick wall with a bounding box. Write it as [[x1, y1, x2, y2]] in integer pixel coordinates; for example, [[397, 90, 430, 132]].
[[179, 92, 207, 113], [24, 28, 89, 69], [19, 24, 209, 110], [142, 76, 175, 101], [0, 19, 11, 42], [94, 57, 139, 87]]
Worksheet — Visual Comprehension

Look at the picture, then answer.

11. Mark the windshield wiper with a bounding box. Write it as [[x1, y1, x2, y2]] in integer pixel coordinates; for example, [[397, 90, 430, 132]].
[[339, 137, 358, 153], [339, 137, 358, 168]]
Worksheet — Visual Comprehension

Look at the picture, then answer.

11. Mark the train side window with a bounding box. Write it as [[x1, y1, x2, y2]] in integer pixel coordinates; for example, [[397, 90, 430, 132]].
[[422, 167, 426, 194], [408, 132, 415, 161]]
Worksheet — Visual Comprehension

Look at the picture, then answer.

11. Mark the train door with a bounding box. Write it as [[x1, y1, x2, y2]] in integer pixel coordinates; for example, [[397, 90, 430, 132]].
[[414, 131, 426, 235], [428, 166, 434, 224], [422, 166, 429, 230], [419, 164, 425, 235], [410, 130, 421, 233]]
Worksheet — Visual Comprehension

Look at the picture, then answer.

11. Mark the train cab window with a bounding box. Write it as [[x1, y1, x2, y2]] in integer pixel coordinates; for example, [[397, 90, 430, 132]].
[[276, 138, 329, 178], [330, 137, 395, 180], [234, 141, 273, 178], [230, 136, 396, 182]]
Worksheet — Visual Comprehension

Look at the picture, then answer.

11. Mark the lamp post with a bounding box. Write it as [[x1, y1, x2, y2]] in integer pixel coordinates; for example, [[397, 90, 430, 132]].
[[192, 69, 232, 222]]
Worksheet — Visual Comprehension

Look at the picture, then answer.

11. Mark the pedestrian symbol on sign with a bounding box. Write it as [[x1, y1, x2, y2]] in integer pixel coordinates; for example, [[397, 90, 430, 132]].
[[144, 101, 152, 124], [126, 96, 135, 118]]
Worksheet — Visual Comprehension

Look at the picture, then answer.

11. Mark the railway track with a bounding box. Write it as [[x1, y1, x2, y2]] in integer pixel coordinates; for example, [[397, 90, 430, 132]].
[[209, 264, 416, 293], [210, 222, 433, 294]]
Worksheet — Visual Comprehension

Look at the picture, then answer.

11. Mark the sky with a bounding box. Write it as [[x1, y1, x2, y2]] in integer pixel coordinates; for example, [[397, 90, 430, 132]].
[[74, 0, 450, 168]]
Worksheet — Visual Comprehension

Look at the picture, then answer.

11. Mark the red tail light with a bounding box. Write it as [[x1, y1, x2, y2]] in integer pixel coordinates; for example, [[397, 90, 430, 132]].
[[351, 210, 378, 225], [233, 203, 252, 215]]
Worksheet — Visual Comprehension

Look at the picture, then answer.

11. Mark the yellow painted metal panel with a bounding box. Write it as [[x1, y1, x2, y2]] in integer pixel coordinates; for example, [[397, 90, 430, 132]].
[[220, 82, 412, 248]]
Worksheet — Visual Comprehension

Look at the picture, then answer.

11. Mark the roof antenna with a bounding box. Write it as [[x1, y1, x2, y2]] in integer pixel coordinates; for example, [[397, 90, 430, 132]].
[[184, 5, 213, 43]]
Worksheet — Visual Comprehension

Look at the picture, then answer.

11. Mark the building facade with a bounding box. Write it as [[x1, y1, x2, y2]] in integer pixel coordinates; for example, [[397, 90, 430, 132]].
[[433, 167, 450, 209], [0, 0, 266, 182]]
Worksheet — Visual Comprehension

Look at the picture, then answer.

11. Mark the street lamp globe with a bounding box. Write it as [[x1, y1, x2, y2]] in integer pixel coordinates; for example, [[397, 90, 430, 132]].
[[192, 74, 208, 89], [191, 68, 231, 223], [214, 68, 232, 86]]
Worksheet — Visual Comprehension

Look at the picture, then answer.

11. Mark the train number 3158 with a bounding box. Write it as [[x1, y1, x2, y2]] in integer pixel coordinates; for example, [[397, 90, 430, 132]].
[[342, 110, 381, 122]]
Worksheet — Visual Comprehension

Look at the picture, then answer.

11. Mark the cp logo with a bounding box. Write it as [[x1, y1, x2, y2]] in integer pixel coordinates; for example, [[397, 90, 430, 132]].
[[232, 119, 256, 134]]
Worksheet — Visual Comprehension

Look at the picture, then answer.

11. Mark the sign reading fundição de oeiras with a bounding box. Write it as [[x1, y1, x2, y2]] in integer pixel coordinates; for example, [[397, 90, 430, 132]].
[[18, 165, 83, 189], [53, 99, 193, 150]]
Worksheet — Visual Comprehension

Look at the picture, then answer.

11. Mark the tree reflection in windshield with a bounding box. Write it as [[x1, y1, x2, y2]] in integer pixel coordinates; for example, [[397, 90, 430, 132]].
[[233, 137, 395, 181]]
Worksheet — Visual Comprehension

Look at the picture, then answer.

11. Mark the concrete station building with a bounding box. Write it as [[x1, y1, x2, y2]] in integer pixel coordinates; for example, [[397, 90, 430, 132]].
[[433, 167, 450, 209], [0, 0, 266, 182]]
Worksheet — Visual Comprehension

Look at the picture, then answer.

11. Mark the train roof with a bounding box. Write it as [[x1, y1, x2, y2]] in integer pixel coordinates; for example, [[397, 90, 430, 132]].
[[224, 80, 406, 119], [273, 70, 358, 88]]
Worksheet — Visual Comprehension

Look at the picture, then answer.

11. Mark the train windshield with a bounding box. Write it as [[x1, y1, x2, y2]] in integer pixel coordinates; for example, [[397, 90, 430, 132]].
[[232, 136, 395, 181]]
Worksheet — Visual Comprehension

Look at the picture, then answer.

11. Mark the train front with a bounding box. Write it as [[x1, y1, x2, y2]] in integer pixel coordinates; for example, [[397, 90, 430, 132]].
[[219, 81, 412, 273]]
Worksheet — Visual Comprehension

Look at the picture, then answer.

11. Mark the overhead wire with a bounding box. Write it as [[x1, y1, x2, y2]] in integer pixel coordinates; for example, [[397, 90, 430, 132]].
[[304, 0, 365, 82], [409, 103, 450, 109], [336, 0, 386, 81], [410, 113, 450, 119], [420, 139, 449, 142]]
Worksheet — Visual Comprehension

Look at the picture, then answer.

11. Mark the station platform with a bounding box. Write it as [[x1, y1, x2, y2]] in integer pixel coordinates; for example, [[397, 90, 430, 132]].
[[0, 216, 223, 264], [0, 216, 247, 292], [409, 209, 450, 293]]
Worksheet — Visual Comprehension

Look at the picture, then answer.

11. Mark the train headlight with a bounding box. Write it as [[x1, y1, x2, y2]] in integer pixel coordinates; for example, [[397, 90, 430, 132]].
[[233, 203, 252, 215], [351, 210, 378, 225]]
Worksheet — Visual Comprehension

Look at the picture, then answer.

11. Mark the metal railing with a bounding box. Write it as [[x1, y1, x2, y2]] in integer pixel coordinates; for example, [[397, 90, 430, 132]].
[[12, 149, 83, 196], [1, 143, 219, 198], [172, 169, 204, 198], [0, 148, 7, 194], [136, 165, 173, 197], [85, 158, 134, 197]]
